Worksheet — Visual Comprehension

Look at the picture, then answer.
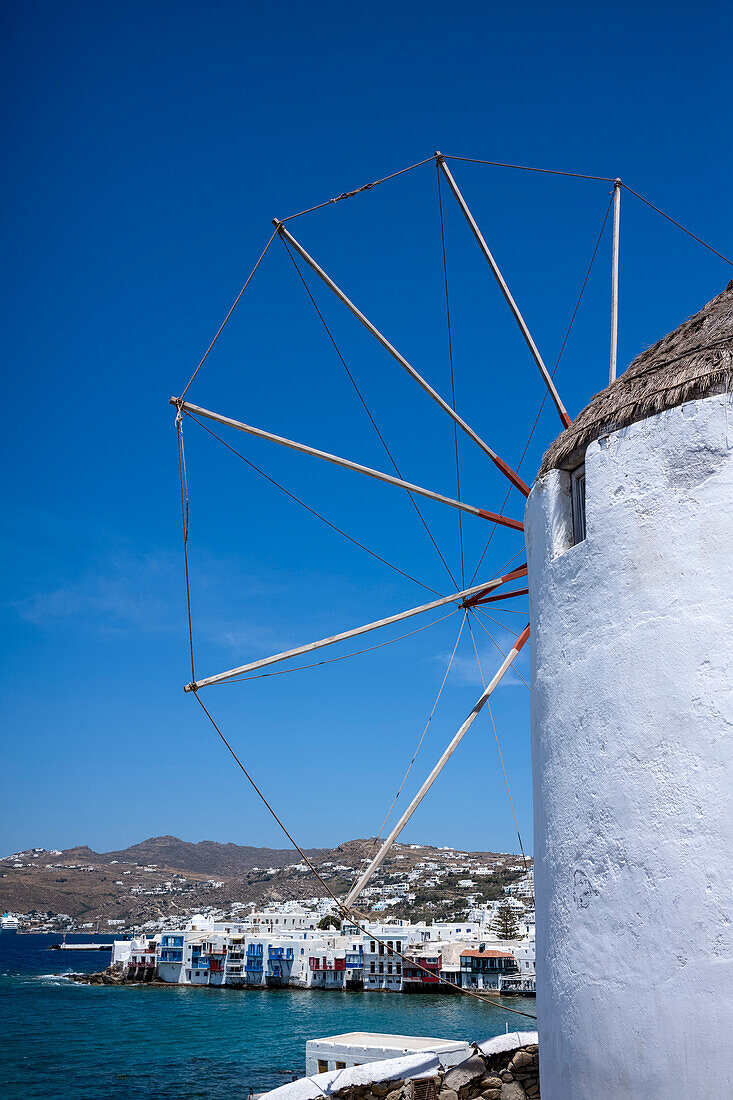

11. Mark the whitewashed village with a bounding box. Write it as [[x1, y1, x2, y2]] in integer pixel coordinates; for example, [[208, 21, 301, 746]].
[[107, 880, 536, 995]]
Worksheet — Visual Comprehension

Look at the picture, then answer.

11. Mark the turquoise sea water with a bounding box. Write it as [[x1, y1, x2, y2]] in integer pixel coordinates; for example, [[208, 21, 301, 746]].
[[0, 934, 534, 1099]]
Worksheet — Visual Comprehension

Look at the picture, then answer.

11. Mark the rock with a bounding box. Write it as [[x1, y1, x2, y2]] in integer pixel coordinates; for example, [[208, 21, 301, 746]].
[[498, 1086, 526, 1100], [479, 1078, 502, 1090], [499, 1071, 513, 1083], [442, 1057, 486, 1092], [509, 1051, 533, 1070], [384, 1090, 403, 1100], [481, 1091, 501, 1100], [524, 1086, 540, 1098], [524, 1045, 538, 1054], [371, 1085, 391, 1097], [438, 1089, 459, 1100]]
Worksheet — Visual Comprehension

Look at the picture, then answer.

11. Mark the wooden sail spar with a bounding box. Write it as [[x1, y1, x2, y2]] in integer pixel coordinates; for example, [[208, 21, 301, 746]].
[[609, 179, 622, 384], [343, 623, 530, 907], [436, 154, 572, 430], [172, 399, 525, 531], [184, 566, 527, 692], [274, 222, 531, 498]]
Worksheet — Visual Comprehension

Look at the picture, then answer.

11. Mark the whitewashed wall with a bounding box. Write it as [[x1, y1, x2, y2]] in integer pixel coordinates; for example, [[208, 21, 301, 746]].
[[526, 391, 733, 1099]]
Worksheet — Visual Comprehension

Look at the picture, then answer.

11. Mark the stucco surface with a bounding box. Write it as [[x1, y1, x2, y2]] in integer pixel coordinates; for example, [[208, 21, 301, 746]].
[[475, 1032, 538, 1057], [525, 391, 733, 1099]]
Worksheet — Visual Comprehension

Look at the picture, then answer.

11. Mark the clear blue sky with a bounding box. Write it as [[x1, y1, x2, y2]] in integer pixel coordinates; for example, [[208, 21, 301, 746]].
[[2, 0, 731, 857]]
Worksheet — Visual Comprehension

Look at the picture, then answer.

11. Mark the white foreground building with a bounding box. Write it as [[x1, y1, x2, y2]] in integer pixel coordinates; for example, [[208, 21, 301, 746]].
[[305, 1033, 471, 1076], [526, 284, 733, 1098]]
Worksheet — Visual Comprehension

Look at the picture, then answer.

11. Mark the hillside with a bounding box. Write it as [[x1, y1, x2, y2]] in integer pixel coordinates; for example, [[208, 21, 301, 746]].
[[78, 836, 330, 877], [0, 836, 530, 930]]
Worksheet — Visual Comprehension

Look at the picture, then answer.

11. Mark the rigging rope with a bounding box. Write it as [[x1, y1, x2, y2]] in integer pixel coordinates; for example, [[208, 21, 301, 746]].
[[190, 687, 536, 1018], [466, 615, 528, 872], [186, 412, 440, 596], [621, 183, 733, 266], [468, 193, 614, 586], [475, 605, 530, 617], [470, 608, 530, 691], [477, 544, 528, 588], [476, 612, 523, 640], [180, 229, 278, 400], [349, 612, 469, 898], [280, 236, 460, 591], [281, 156, 437, 222], [443, 154, 615, 183], [436, 162, 465, 588]]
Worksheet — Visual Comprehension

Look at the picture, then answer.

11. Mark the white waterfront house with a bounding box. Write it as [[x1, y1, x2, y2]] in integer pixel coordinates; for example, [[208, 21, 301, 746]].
[[305, 1033, 471, 1076], [362, 926, 425, 992], [512, 934, 535, 976], [459, 947, 519, 990], [422, 921, 481, 941], [526, 284, 733, 1098], [248, 907, 319, 932]]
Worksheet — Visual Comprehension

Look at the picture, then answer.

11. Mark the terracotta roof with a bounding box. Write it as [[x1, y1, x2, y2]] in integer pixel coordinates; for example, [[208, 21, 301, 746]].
[[539, 280, 733, 475]]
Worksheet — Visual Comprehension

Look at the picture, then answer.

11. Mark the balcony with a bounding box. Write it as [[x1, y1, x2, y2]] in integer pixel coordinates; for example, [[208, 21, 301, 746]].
[[309, 958, 346, 971], [461, 961, 518, 974], [159, 951, 183, 963]]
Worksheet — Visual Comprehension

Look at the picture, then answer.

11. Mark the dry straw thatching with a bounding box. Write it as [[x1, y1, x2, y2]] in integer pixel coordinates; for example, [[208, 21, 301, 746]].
[[540, 280, 733, 475]]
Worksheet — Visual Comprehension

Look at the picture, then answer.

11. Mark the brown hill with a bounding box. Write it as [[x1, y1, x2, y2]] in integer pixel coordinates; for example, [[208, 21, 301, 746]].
[[93, 836, 329, 877], [1, 836, 526, 927]]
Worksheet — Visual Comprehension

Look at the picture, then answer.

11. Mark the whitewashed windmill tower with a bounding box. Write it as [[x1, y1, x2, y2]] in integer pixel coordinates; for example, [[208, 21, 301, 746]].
[[526, 282, 733, 1098]]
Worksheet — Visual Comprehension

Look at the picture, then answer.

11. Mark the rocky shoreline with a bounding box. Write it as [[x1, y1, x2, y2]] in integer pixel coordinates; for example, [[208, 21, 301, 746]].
[[69, 969, 164, 986]]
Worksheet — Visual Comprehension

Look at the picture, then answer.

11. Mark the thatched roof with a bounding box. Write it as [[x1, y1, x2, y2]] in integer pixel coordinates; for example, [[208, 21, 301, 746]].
[[539, 280, 733, 475]]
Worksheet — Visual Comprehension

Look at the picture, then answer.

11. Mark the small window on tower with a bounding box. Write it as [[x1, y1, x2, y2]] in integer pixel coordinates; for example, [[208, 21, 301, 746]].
[[571, 465, 586, 544]]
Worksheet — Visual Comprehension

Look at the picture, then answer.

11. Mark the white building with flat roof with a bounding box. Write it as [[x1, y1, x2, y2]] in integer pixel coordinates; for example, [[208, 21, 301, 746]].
[[305, 1033, 471, 1076]]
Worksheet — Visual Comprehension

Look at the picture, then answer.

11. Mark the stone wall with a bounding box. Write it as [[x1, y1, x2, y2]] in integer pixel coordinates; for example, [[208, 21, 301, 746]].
[[323, 1044, 540, 1100]]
